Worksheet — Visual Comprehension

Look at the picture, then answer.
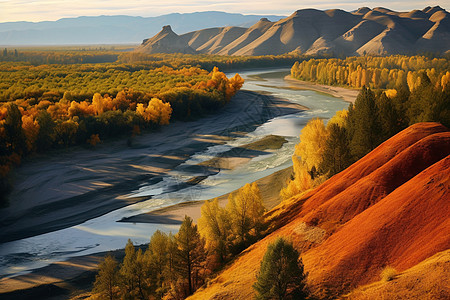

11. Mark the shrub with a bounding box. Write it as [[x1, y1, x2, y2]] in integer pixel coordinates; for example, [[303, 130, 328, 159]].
[[381, 266, 397, 281]]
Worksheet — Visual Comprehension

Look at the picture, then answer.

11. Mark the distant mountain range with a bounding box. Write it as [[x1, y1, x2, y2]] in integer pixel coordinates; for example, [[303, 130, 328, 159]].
[[136, 6, 450, 56], [0, 12, 285, 46]]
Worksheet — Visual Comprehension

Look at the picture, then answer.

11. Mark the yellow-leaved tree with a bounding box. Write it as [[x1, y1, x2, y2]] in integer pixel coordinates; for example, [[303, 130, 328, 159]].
[[226, 182, 265, 247], [21, 115, 40, 152], [227, 73, 245, 100], [93, 254, 119, 300], [198, 198, 231, 263], [295, 118, 328, 177], [280, 118, 328, 200], [327, 109, 348, 128], [136, 98, 172, 125], [279, 156, 314, 200], [384, 89, 398, 99], [92, 93, 105, 115]]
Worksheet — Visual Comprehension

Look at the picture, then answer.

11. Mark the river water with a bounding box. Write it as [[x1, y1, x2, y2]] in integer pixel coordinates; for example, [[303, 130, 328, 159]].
[[0, 68, 349, 278]]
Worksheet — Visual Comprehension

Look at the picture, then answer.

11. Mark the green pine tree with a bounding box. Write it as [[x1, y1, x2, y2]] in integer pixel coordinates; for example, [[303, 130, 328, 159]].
[[4, 103, 27, 155], [119, 239, 137, 298], [348, 86, 382, 160], [253, 238, 307, 300], [175, 216, 206, 296], [320, 123, 352, 176], [377, 92, 402, 141]]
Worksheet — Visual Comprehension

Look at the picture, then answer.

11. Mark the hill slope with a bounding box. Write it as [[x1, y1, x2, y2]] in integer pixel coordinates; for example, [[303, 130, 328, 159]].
[[346, 249, 450, 300], [137, 6, 450, 56], [188, 122, 450, 299]]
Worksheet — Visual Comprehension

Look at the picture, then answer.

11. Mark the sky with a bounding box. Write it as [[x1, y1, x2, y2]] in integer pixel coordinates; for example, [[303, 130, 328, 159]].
[[0, 0, 447, 23]]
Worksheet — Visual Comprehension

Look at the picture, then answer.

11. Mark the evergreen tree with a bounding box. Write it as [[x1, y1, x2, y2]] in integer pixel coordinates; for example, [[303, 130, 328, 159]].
[[36, 110, 55, 151], [406, 72, 438, 125], [377, 92, 402, 141], [119, 239, 137, 298], [253, 238, 307, 300], [4, 103, 26, 155], [391, 85, 410, 128], [175, 216, 206, 296], [134, 248, 149, 300], [146, 230, 169, 298], [348, 86, 382, 160], [164, 233, 178, 292], [320, 123, 352, 176]]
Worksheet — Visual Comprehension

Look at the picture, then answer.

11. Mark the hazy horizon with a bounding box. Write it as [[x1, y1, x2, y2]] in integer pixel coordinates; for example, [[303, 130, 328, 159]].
[[0, 0, 447, 23]]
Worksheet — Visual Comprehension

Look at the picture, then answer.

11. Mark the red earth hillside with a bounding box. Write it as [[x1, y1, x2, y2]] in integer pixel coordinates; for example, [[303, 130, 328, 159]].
[[189, 122, 450, 299], [267, 122, 449, 230], [302, 153, 450, 296]]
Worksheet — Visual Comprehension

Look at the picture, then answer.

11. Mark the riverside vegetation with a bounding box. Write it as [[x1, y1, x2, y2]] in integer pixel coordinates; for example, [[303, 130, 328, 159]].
[[0, 51, 252, 205]]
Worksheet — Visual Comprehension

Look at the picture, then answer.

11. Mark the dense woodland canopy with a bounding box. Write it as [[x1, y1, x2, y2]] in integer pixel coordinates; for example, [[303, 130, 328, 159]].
[[117, 52, 303, 71], [1, 48, 119, 64], [0, 48, 302, 70], [0, 50, 309, 206]]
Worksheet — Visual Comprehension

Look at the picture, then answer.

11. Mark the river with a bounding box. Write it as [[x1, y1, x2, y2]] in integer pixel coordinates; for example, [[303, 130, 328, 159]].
[[0, 68, 349, 278]]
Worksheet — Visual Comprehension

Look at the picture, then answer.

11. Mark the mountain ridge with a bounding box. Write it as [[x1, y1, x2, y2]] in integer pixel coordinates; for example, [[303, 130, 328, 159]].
[[137, 6, 450, 56]]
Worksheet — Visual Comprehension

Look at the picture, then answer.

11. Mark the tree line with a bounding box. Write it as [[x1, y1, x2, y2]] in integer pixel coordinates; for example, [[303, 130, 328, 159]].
[[117, 52, 303, 72], [0, 66, 244, 206], [291, 55, 450, 91], [0, 48, 119, 64], [0, 49, 303, 71]]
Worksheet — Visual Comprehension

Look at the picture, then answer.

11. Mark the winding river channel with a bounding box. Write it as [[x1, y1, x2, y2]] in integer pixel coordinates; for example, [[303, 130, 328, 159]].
[[0, 68, 349, 278]]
